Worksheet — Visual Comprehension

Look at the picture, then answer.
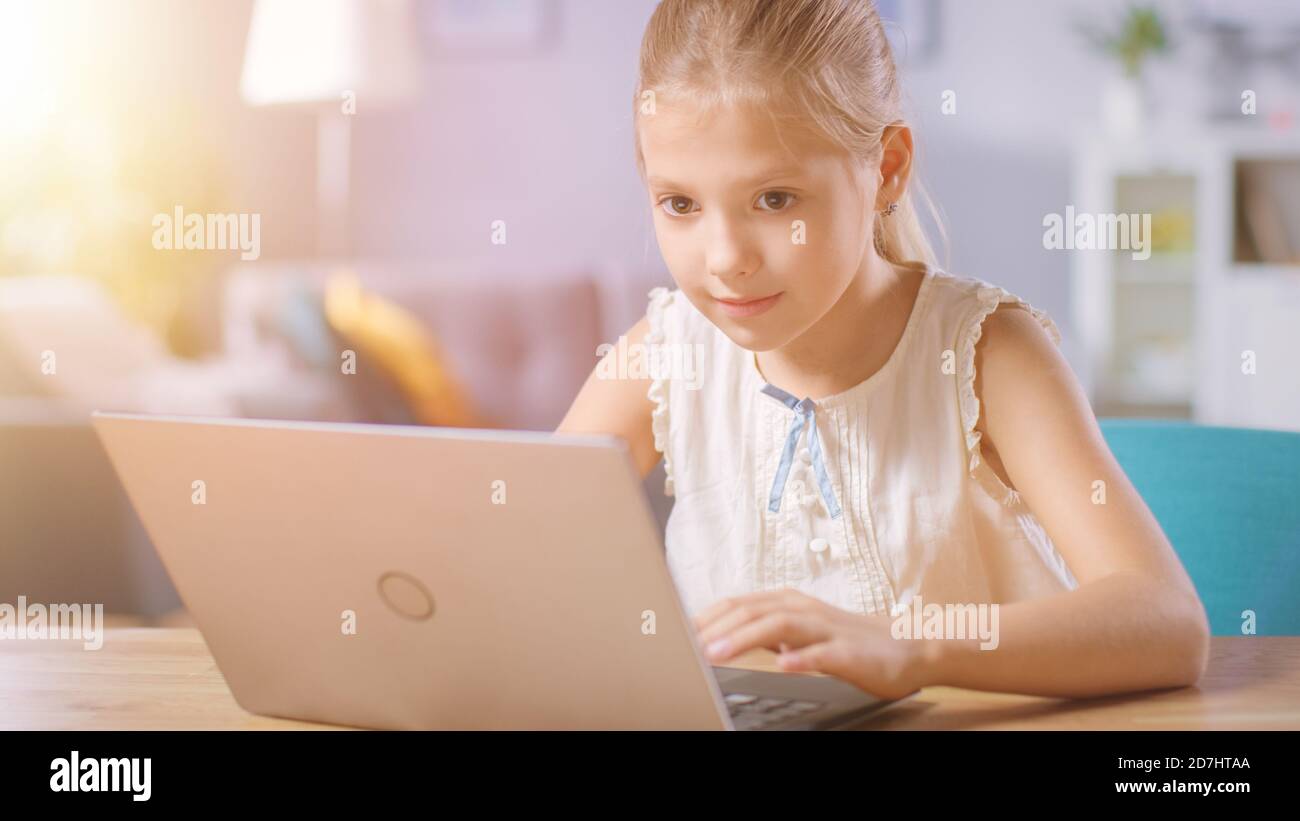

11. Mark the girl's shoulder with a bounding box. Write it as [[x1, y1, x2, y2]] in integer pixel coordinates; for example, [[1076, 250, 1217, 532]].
[[923, 266, 1064, 506], [923, 267, 1062, 348]]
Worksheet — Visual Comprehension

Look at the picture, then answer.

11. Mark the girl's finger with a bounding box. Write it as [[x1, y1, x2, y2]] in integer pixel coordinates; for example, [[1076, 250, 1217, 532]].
[[777, 638, 852, 675], [706, 611, 828, 663], [693, 588, 821, 634], [694, 592, 786, 643]]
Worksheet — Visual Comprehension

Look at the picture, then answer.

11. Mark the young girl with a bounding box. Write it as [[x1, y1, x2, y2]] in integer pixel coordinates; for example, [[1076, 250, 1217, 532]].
[[560, 0, 1209, 701]]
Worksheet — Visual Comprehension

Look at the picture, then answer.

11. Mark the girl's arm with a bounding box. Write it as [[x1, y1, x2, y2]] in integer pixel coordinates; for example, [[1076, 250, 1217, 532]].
[[556, 315, 662, 480], [932, 303, 1212, 697]]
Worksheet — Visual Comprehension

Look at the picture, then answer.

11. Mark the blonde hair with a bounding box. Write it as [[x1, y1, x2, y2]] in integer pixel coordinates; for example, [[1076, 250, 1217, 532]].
[[633, 0, 943, 269]]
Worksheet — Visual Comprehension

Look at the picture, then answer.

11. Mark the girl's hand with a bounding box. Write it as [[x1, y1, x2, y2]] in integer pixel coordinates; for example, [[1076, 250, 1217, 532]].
[[692, 589, 933, 701]]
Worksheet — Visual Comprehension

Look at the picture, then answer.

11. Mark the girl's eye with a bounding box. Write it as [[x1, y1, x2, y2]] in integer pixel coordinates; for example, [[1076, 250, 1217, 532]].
[[657, 191, 796, 217], [659, 196, 697, 217], [756, 191, 796, 212]]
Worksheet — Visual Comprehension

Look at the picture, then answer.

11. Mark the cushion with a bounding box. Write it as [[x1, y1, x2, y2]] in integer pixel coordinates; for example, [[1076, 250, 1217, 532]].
[[322, 271, 479, 428]]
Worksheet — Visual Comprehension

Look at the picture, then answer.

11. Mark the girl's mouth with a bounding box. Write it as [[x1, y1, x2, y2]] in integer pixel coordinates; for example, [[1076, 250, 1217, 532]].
[[714, 292, 783, 318]]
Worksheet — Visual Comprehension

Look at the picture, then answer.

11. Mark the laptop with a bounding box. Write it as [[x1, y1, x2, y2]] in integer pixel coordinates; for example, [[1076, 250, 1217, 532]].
[[91, 411, 911, 730]]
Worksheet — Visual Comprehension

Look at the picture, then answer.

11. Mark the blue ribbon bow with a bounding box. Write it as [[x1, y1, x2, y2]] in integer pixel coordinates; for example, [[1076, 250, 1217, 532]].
[[760, 383, 843, 519]]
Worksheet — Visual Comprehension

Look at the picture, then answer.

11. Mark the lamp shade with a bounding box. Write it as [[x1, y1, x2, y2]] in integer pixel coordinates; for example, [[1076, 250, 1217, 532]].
[[240, 0, 421, 107]]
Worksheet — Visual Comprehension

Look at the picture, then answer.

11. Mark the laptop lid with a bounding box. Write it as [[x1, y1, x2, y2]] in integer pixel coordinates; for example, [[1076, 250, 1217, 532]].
[[91, 411, 731, 730]]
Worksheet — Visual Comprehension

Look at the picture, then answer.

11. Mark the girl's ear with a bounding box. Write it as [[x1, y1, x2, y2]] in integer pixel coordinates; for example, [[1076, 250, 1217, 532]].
[[876, 123, 914, 209]]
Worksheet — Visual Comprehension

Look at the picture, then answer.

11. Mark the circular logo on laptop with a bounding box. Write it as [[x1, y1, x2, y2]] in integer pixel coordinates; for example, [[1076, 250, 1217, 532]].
[[377, 571, 436, 621]]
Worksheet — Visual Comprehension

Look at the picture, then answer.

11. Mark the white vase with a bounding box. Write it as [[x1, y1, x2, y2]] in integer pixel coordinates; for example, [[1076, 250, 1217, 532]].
[[1101, 74, 1145, 138]]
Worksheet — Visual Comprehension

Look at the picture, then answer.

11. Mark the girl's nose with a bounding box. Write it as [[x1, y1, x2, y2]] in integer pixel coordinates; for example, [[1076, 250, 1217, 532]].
[[705, 216, 759, 281]]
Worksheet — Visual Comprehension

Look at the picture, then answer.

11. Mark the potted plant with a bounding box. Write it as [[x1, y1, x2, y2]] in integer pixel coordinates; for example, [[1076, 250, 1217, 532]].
[[1077, 5, 1172, 136]]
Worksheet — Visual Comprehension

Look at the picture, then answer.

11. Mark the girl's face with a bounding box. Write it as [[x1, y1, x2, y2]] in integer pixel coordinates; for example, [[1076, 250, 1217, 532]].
[[639, 99, 880, 352]]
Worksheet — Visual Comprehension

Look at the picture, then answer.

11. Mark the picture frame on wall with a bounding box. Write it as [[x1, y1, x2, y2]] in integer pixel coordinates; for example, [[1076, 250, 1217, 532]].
[[419, 0, 557, 57]]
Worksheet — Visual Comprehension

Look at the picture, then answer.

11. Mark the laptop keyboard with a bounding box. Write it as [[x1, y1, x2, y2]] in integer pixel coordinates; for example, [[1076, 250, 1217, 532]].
[[724, 692, 825, 730]]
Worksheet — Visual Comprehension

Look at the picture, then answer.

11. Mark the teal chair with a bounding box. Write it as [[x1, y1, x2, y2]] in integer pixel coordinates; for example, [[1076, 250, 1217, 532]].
[[1098, 419, 1300, 636]]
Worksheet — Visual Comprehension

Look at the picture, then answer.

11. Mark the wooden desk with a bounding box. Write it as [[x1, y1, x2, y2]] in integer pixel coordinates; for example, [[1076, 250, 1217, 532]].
[[1, 629, 1296, 730]]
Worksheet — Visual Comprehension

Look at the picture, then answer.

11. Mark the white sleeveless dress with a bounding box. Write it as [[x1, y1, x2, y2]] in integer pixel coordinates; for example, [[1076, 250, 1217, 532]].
[[644, 265, 1079, 621]]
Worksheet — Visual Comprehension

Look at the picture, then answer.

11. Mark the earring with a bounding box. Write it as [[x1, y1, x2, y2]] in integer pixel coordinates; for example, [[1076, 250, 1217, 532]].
[[883, 201, 899, 217]]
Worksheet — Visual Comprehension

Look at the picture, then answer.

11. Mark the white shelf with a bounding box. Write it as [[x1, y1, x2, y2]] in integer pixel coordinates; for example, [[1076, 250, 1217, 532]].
[[1072, 126, 1300, 428], [1114, 254, 1196, 284], [1227, 264, 1300, 279]]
